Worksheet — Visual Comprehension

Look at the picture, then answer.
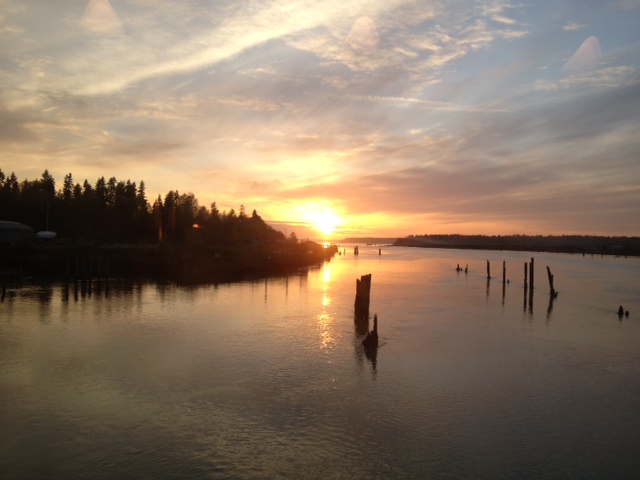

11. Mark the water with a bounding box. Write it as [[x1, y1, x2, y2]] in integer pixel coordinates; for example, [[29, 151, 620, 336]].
[[1, 246, 639, 479]]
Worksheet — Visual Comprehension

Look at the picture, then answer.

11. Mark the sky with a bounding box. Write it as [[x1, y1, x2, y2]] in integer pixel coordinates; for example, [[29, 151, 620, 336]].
[[1, 0, 639, 240]]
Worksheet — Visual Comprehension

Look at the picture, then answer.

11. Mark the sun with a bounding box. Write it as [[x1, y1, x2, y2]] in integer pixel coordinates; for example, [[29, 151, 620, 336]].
[[311, 211, 339, 236], [294, 202, 343, 238]]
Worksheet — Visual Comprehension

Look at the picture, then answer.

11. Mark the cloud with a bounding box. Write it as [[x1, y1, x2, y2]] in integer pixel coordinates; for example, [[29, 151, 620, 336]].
[[346, 16, 380, 53], [0, 107, 37, 143], [492, 15, 517, 25], [563, 22, 585, 31], [82, 0, 124, 35], [563, 36, 602, 71]]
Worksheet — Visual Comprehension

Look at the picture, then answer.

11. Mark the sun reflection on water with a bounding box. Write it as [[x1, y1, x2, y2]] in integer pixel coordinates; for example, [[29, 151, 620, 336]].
[[317, 313, 333, 349], [317, 266, 334, 349]]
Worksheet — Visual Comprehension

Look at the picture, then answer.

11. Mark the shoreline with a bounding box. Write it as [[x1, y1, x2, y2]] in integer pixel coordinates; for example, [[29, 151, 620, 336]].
[[389, 243, 639, 257], [0, 241, 339, 285]]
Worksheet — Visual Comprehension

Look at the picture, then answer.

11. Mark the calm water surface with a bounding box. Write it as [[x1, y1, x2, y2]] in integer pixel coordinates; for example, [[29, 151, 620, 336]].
[[1, 247, 639, 479]]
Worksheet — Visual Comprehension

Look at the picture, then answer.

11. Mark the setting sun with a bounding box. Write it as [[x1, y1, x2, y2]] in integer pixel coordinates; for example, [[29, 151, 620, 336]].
[[293, 202, 342, 238], [311, 211, 340, 236]]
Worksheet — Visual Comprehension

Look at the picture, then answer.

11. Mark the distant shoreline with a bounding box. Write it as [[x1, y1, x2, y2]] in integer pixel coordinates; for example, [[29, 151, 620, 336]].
[[336, 234, 640, 257], [392, 234, 640, 257]]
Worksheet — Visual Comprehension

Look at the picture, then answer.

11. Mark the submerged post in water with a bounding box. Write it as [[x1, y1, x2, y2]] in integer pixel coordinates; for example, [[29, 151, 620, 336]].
[[354, 273, 372, 320], [529, 258, 534, 292], [362, 313, 379, 349], [546, 266, 558, 298]]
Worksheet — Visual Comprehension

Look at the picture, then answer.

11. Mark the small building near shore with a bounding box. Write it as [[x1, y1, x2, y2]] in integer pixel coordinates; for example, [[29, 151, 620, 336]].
[[0, 221, 35, 246]]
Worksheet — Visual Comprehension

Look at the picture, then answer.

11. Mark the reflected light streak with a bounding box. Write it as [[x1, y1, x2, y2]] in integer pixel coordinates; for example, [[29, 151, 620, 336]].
[[323, 267, 331, 284], [322, 292, 331, 308], [317, 312, 334, 349], [318, 265, 333, 349]]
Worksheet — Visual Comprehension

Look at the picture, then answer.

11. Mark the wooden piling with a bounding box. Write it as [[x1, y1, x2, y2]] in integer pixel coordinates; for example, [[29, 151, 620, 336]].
[[362, 313, 379, 349], [546, 266, 557, 298], [524, 262, 528, 290], [529, 257, 534, 291], [486, 260, 491, 280], [502, 261, 506, 284], [354, 273, 372, 319]]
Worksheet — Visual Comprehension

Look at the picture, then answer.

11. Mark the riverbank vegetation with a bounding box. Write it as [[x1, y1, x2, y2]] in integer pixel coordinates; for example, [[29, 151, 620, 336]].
[[0, 169, 337, 282]]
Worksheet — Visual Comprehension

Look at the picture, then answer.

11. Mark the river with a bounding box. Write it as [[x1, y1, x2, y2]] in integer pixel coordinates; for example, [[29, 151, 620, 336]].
[[1, 246, 639, 479]]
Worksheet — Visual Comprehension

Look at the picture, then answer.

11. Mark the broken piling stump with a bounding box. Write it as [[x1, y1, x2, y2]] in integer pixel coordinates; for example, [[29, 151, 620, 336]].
[[354, 273, 372, 320], [362, 314, 379, 349]]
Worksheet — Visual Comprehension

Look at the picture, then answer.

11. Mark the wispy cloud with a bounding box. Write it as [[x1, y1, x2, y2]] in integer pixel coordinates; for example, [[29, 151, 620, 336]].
[[563, 21, 585, 31]]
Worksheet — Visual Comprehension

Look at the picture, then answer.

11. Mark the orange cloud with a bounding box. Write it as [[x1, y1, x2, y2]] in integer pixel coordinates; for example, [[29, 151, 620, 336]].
[[346, 16, 379, 53], [82, 0, 124, 35]]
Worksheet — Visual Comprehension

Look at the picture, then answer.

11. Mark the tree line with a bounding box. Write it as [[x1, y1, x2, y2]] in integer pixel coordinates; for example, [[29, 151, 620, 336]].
[[0, 169, 288, 247]]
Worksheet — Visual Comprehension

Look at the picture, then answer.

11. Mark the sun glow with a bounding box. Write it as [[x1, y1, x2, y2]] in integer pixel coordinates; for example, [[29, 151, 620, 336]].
[[287, 200, 346, 242], [311, 211, 340, 236]]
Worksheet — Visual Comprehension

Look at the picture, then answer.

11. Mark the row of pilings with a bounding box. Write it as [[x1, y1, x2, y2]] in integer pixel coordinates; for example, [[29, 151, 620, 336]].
[[1, 268, 23, 301], [1, 251, 112, 301], [63, 252, 112, 298], [480, 257, 557, 298], [458, 257, 560, 317]]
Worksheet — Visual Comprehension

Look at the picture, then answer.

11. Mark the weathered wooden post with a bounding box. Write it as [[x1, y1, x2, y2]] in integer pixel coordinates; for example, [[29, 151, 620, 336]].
[[529, 257, 534, 292], [354, 273, 372, 320], [363, 313, 379, 349], [486, 260, 491, 280], [501, 260, 506, 304], [546, 266, 557, 298], [523, 263, 528, 310]]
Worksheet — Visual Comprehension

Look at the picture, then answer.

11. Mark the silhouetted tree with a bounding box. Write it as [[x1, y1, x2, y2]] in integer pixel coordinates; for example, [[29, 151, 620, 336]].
[[61, 173, 74, 202], [2, 170, 289, 248]]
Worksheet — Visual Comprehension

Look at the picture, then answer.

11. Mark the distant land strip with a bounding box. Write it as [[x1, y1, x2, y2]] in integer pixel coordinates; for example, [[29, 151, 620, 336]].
[[391, 234, 640, 256]]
